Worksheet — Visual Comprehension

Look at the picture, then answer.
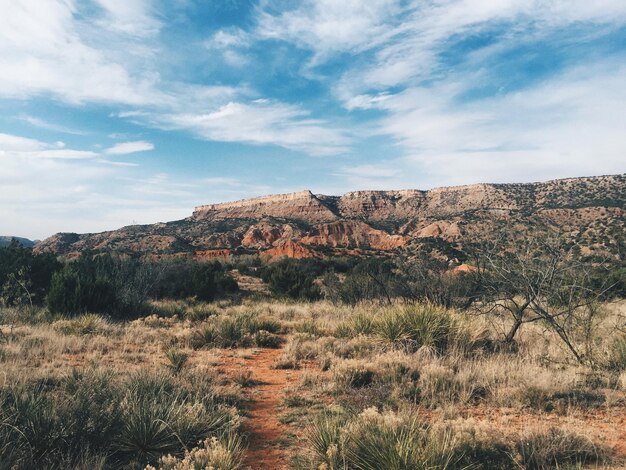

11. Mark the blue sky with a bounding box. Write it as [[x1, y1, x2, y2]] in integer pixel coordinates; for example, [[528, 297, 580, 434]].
[[1, 0, 625, 239]]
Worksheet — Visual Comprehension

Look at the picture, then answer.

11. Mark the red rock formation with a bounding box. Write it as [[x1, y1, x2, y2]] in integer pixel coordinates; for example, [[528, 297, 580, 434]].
[[301, 221, 405, 250], [34, 174, 626, 261], [264, 240, 319, 259]]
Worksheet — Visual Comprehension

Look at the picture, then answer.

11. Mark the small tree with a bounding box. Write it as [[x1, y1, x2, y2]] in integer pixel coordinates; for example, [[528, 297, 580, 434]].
[[262, 258, 320, 300], [1, 267, 33, 308], [472, 235, 616, 364]]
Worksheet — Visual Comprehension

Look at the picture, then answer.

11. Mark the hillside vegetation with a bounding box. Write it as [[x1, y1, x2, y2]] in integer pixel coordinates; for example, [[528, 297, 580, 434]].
[[1, 232, 626, 468]]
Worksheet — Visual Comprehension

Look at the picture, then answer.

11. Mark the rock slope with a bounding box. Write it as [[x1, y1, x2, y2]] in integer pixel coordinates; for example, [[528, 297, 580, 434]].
[[35, 174, 626, 261]]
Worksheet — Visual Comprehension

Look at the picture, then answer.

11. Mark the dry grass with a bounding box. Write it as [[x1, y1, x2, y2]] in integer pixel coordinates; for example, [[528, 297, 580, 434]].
[[1, 299, 625, 468]]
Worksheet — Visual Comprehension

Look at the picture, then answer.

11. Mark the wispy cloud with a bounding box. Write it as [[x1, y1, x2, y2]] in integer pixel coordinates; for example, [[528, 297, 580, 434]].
[[105, 140, 154, 155], [18, 115, 87, 135], [161, 100, 351, 156], [93, 0, 162, 37], [0, 0, 163, 105]]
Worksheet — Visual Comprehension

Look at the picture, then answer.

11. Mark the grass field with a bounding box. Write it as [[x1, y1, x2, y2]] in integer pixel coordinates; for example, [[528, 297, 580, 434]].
[[1, 298, 625, 469]]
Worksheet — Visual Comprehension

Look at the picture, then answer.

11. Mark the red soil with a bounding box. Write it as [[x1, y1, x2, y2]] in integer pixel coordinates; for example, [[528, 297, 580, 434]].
[[219, 346, 299, 470]]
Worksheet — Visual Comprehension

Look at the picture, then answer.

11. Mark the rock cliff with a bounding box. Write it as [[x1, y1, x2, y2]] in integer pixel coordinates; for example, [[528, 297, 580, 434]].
[[35, 174, 626, 261]]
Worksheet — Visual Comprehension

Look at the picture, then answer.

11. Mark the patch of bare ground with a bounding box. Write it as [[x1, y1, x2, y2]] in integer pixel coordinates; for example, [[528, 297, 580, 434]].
[[218, 343, 299, 470]]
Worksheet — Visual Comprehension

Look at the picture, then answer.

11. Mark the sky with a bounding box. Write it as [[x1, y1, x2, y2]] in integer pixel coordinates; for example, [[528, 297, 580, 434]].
[[1, 0, 625, 240]]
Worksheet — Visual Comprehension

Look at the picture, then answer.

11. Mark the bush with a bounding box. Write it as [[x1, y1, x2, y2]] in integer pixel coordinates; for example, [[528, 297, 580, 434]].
[[0, 369, 240, 469], [517, 428, 604, 469], [401, 306, 454, 353], [164, 348, 189, 375], [306, 412, 345, 469], [254, 330, 282, 348], [306, 409, 459, 470], [608, 336, 626, 371], [190, 324, 220, 349], [152, 434, 244, 470], [261, 259, 321, 300], [54, 313, 107, 335]]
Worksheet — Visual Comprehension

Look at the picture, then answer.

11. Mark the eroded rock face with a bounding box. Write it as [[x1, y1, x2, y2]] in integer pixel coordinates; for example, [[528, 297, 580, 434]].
[[193, 190, 338, 224], [264, 240, 319, 259], [301, 221, 406, 250], [35, 174, 626, 260]]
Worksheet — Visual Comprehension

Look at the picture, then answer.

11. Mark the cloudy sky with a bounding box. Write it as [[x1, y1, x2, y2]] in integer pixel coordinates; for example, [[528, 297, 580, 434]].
[[1, 0, 625, 239]]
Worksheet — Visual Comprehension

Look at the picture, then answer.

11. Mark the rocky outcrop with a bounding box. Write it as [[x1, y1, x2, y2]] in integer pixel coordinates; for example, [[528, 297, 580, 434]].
[[264, 240, 319, 259], [193, 190, 338, 224], [301, 221, 406, 249], [35, 174, 626, 261]]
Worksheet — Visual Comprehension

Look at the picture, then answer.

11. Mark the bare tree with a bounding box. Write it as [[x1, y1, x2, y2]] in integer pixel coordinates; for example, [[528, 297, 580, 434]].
[[471, 235, 615, 365]]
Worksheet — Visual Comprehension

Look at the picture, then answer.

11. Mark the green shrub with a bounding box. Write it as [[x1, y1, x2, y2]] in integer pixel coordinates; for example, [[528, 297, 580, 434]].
[[306, 412, 345, 469], [306, 409, 459, 470], [351, 312, 376, 336], [0, 369, 240, 469], [375, 310, 408, 345], [217, 317, 248, 348], [261, 259, 321, 300], [185, 304, 219, 322]]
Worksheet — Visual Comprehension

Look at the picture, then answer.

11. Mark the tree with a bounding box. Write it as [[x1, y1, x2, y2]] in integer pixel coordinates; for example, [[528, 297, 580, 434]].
[[471, 235, 617, 364], [262, 258, 320, 300]]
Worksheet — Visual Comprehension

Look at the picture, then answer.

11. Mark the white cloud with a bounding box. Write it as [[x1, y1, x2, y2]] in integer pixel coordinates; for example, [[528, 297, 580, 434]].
[[105, 140, 154, 155], [18, 115, 86, 135], [0, 132, 264, 239], [0, 0, 163, 104], [0, 132, 97, 159], [93, 0, 162, 37], [257, 0, 403, 65], [161, 100, 351, 156], [337, 60, 626, 188]]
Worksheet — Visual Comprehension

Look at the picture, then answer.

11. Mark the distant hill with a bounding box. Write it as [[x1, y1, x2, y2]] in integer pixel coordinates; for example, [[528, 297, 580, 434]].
[[0, 236, 36, 248], [35, 174, 626, 263]]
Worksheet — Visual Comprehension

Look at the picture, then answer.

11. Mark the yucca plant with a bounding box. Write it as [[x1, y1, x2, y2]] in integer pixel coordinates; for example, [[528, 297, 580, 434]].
[[306, 413, 346, 470], [190, 324, 218, 349], [401, 306, 454, 353], [218, 317, 246, 348], [375, 310, 409, 346], [115, 394, 181, 463], [164, 347, 189, 375], [54, 313, 106, 335], [343, 412, 459, 470], [351, 311, 376, 336]]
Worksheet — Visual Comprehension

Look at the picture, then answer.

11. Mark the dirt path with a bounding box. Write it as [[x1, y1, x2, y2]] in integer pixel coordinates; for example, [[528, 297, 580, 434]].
[[219, 345, 298, 470]]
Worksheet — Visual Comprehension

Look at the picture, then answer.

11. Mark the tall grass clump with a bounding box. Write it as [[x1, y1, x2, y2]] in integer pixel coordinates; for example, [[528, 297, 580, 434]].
[[305, 408, 460, 470], [401, 305, 455, 353], [163, 347, 189, 375], [53, 313, 107, 335], [374, 305, 456, 353], [189, 312, 281, 349], [150, 433, 244, 470], [517, 428, 605, 469], [0, 369, 240, 469]]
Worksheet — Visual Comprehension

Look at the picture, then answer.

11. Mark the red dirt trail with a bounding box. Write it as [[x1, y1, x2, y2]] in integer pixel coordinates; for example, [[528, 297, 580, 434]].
[[219, 346, 298, 470]]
